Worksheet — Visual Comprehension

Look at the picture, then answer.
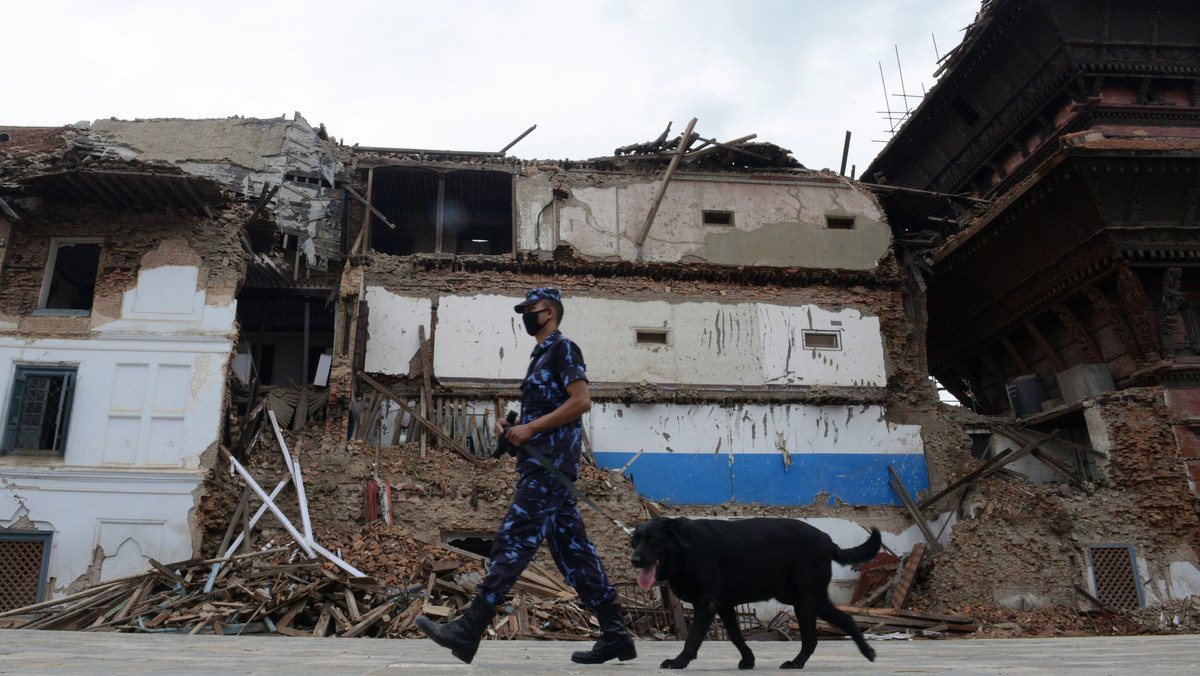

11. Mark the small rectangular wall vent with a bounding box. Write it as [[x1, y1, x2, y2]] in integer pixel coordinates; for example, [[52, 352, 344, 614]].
[[635, 329, 670, 346], [802, 331, 840, 350], [702, 210, 734, 226]]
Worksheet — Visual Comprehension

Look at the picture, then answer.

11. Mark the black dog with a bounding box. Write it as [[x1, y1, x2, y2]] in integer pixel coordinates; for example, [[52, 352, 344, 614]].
[[630, 517, 881, 670]]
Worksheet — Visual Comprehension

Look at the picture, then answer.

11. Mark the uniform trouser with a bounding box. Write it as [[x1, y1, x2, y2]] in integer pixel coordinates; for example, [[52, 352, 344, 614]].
[[477, 468, 617, 609]]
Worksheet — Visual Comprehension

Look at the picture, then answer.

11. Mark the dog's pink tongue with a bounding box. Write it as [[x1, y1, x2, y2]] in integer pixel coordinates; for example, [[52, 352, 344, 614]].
[[636, 564, 656, 590]]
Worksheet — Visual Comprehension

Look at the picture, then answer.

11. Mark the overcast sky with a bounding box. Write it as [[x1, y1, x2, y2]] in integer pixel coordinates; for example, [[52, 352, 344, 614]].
[[3, 0, 982, 174]]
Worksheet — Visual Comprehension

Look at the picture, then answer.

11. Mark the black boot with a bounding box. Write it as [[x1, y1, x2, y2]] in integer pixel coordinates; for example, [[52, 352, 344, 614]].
[[571, 600, 637, 664], [416, 594, 497, 664]]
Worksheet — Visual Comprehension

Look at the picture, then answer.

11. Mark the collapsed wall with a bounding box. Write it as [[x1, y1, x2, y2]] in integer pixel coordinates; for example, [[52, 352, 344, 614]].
[[921, 389, 1200, 617]]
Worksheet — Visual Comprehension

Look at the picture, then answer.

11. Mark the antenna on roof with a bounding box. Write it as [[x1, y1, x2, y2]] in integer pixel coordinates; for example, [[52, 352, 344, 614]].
[[875, 46, 929, 142]]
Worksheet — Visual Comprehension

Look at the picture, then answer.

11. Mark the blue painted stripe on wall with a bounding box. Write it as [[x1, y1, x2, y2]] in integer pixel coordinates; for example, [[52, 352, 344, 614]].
[[593, 452, 929, 506]]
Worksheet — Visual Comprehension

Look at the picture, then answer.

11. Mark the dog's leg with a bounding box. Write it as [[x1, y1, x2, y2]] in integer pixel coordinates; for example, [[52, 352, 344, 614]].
[[716, 605, 755, 670], [661, 600, 715, 669], [781, 600, 818, 669], [816, 601, 876, 663]]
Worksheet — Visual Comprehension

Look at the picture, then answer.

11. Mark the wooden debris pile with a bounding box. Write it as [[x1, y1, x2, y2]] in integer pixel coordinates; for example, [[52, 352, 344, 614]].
[[0, 548, 404, 637], [830, 541, 977, 637], [599, 120, 803, 170]]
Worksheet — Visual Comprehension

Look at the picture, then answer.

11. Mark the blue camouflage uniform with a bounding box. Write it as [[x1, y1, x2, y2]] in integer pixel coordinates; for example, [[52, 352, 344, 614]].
[[476, 291, 618, 609]]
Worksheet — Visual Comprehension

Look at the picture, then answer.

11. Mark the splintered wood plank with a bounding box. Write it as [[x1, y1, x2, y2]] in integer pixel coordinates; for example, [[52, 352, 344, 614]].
[[276, 599, 309, 629], [889, 543, 927, 610], [313, 603, 332, 637], [341, 601, 396, 638], [887, 468, 943, 553], [343, 588, 361, 621], [328, 606, 352, 634]]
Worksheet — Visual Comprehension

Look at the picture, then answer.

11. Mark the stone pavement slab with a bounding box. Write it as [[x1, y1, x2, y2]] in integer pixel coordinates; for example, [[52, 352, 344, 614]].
[[1, 630, 1198, 674]]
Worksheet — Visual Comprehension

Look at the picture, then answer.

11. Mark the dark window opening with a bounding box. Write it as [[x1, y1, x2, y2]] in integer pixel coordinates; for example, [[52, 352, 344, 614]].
[[968, 432, 991, 459], [369, 168, 513, 256], [442, 532, 495, 558], [950, 95, 982, 127], [235, 296, 335, 387], [42, 242, 100, 312], [636, 329, 670, 346], [0, 531, 53, 610], [702, 210, 735, 226], [2, 365, 77, 455], [803, 331, 840, 350], [825, 216, 855, 230]]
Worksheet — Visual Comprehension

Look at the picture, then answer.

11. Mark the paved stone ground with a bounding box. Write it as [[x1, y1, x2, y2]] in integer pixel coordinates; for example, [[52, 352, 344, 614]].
[[1, 630, 1198, 674]]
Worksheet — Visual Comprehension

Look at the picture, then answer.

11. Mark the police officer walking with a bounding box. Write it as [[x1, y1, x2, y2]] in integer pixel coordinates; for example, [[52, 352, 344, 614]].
[[416, 287, 636, 665]]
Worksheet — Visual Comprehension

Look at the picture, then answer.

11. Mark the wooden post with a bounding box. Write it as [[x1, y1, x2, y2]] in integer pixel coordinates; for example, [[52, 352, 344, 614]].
[[636, 117, 698, 248], [359, 373, 483, 467]]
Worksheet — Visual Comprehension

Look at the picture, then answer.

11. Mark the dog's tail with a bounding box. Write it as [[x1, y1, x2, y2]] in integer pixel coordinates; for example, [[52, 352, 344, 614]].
[[832, 528, 882, 566]]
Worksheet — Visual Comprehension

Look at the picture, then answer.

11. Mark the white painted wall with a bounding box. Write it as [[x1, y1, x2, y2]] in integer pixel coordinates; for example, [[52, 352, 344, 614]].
[[587, 402, 921, 457], [363, 287, 430, 376], [430, 294, 886, 387], [0, 469, 200, 588]]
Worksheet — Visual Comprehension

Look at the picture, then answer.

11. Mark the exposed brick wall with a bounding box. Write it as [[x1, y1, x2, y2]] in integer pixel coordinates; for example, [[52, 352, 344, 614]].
[[922, 388, 1200, 612], [0, 203, 246, 335]]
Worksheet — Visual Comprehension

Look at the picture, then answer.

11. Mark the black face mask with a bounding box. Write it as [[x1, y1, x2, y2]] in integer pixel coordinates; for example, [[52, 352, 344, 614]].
[[522, 309, 550, 336]]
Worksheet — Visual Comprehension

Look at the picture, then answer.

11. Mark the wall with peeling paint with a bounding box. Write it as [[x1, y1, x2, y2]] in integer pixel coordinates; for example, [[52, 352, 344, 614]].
[[425, 294, 886, 387], [357, 288, 921, 505], [546, 174, 890, 268], [362, 288, 431, 376], [0, 469, 200, 588], [588, 402, 926, 506], [0, 264, 235, 593]]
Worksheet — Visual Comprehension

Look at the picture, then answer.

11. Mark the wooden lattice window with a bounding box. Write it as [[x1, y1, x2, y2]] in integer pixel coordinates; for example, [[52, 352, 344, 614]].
[[1089, 544, 1143, 611], [2, 365, 78, 455], [0, 530, 53, 611]]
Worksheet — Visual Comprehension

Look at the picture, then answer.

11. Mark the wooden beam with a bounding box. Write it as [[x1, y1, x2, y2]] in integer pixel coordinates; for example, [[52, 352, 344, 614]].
[[1025, 321, 1066, 373], [636, 117, 698, 248], [245, 183, 281, 226], [682, 134, 760, 161], [177, 177, 215, 218], [359, 373, 483, 467], [498, 124, 537, 155], [218, 446, 316, 558], [0, 195, 20, 221], [889, 543, 927, 609], [915, 431, 1058, 510], [999, 335, 1031, 375], [887, 468, 943, 553], [1050, 302, 1102, 363], [435, 173, 445, 253], [344, 185, 396, 230], [1084, 286, 1144, 362]]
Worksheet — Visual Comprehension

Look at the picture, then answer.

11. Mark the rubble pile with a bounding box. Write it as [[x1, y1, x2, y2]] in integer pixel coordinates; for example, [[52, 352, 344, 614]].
[[0, 547, 402, 637]]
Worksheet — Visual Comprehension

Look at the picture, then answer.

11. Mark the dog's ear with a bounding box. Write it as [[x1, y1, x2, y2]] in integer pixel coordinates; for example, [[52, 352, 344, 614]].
[[666, 519, 690, 551]]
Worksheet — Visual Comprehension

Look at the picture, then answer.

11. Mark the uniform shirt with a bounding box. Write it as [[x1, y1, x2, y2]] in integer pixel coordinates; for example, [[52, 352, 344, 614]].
[[518, 329, 588, 479]]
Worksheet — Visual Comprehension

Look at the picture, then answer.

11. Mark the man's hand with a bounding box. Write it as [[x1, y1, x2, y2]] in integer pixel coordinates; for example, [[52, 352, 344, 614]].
[[494, 416, 511, 437], [504, 422, 537, 447]]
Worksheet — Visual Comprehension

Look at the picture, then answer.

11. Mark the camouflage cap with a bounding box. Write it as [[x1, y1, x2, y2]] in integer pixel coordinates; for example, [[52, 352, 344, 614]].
[[514, 287, 562, 312]]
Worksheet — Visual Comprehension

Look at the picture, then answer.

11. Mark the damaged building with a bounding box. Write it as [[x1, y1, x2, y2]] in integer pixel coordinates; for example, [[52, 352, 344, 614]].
[[867, 0, 1200, 611], [0, 115, 343, 608], [8, 0, 1196, 628], [1, 114, 950, 610]]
